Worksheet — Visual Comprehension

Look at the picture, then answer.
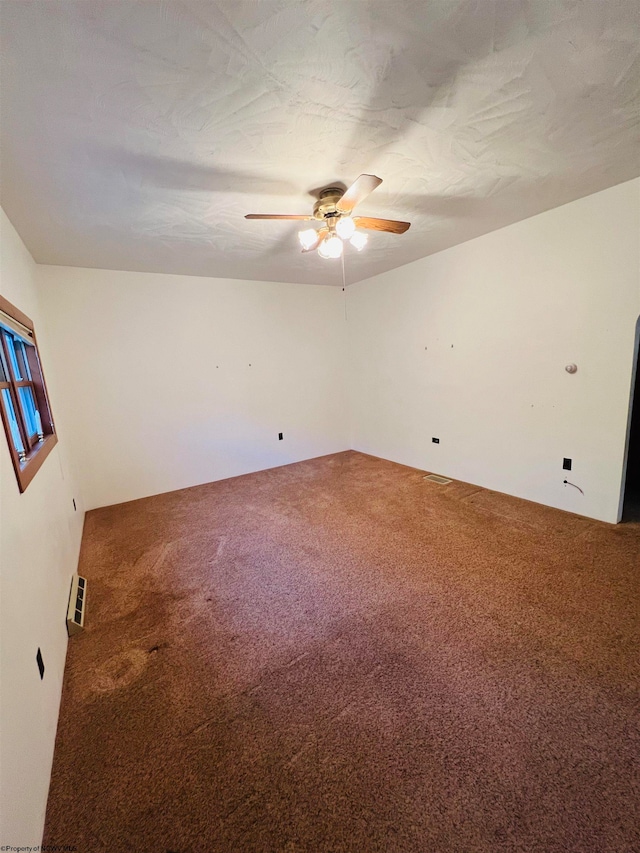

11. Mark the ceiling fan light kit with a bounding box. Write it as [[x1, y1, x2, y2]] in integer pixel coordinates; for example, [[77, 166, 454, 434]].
[[246, 174, 410, 260]]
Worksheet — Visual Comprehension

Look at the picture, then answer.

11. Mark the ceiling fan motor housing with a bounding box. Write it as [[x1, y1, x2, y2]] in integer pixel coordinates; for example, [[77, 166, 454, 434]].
[[313, 188, 345, 221]]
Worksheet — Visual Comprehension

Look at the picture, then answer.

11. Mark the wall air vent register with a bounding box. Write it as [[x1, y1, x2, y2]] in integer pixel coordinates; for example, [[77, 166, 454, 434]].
[[66, 573, 87, 636]]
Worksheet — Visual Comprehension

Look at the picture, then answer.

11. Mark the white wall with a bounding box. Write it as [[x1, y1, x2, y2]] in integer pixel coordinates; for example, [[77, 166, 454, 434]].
[[348, 179, 640, 524], [37, 267, 349, 510], [0, 209, 84, 845]]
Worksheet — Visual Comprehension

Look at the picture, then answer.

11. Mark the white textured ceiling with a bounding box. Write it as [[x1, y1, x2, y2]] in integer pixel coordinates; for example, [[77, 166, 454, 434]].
[[1, 0, 638, 286]]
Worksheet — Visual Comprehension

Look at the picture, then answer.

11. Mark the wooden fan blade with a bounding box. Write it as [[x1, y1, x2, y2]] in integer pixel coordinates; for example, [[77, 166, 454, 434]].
[[336, 174, 383, 214], [245, 214, 313, 220], [353, 216, 411, 234]]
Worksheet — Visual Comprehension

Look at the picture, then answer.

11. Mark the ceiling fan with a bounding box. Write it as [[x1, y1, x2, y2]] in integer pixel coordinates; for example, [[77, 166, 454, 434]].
[[245, 174, 410, 259]]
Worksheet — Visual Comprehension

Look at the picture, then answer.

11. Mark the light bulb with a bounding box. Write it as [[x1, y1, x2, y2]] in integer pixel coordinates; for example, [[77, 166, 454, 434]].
[[318, 235, 343, 259], [350, 231, 368, 251], [318, 234, 343, 259], [336, 216, 356, 239], [298, 228, 319, 251], [317, 240, 331, 259]]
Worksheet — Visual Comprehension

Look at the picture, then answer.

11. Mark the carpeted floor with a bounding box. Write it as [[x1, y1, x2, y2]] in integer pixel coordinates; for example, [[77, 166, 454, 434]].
[[44, 451, 640, 853]]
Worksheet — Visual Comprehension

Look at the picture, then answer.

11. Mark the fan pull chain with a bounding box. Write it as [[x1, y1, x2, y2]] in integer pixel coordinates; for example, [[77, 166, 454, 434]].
[[341, 248, 347, 321]]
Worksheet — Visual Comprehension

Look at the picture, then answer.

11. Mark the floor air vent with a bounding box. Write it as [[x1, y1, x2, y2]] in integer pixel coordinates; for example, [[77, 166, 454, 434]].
[[66, 574, 87, 636], [424, 474, 453, 485]]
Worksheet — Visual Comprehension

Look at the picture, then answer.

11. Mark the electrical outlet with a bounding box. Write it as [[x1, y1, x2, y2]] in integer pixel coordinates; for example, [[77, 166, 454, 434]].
[[278, 432, 283, 441], [563, 458, 572, 471], [36, 648, 45, 680], [432, 437, 440, 444]]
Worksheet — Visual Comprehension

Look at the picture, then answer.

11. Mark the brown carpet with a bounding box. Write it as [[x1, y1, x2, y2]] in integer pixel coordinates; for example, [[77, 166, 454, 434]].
[[44, 451, 640, 853]]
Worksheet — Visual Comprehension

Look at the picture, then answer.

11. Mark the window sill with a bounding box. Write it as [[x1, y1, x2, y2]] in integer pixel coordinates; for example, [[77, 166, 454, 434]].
[[16, 432, 58, 492]]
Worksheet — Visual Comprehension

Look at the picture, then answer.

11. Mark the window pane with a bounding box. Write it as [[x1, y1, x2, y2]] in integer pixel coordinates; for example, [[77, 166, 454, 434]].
[[4, 334, 23, 380], [15, 341, 32, 380], [1, 388, 25, 455], [17, 385, 40, 437], [0, 354, 6, 382]]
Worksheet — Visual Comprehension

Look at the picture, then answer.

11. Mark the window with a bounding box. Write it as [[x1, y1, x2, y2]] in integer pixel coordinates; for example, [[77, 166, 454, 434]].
[[0, 294, 58, 492]]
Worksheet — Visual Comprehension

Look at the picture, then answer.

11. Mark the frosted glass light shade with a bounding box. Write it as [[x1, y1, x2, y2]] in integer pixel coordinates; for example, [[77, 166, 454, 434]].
[[298, 228, 319, 250], [350, 231, 368, 251], [336, 216, 356, 239], [318, 234, 344, 259]]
